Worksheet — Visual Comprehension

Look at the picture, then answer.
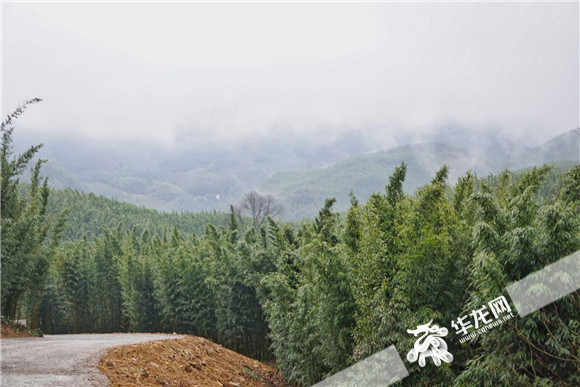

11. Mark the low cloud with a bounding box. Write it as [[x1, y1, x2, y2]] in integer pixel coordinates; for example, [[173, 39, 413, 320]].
[[3, 2, 578, 148]]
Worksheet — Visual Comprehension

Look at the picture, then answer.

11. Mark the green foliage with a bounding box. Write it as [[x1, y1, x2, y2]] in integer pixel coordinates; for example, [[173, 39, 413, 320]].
[[260, 198, 356, 384], [1, 99, 66, 327], [261, 143, 472, 220], [46, 187, 229, 240], [10, 111, 579, 386], [37, 213, 279, 361], [1, 318, 43, 337], [456, 166, 580, 385], [561, 165, 580, 204], [260, 162, 579, 385]]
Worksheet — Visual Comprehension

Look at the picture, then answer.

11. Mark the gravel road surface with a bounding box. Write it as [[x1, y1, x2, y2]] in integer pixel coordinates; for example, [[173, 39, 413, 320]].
[[1, 333, 182, 386]]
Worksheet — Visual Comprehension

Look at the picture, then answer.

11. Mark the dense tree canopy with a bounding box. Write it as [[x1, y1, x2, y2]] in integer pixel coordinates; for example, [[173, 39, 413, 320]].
[[1, 99, 67, 326], [3, 105, 579, 385]]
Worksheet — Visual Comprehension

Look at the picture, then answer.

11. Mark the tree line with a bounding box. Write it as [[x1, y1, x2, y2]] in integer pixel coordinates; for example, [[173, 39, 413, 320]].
[[46, 188, 230, 241], [36, 212, 281, 361], [259, 163, 579, 385], [2, 100, 579, 385]]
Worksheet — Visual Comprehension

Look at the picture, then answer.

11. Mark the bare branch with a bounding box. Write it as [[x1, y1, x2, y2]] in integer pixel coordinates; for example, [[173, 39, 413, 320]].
[[239, 191, 283, 232]]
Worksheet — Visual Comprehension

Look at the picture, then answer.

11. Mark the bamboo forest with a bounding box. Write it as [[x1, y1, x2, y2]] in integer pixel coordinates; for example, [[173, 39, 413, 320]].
[[2, 101, 579, 385]]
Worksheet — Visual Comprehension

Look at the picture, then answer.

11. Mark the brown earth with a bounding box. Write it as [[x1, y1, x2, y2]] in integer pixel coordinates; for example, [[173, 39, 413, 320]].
[[3, 333, 181, 385], [1, 320, 35, 338], [99, 335, 289, 387]]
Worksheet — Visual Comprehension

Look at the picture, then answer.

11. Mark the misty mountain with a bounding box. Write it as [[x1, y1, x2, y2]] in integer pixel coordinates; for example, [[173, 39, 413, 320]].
[[261, 129, 579, 219], [261, 142, 497, 220], [14, 128, 578, 220], [14, 129, 378, 213], [508, 129, 580, 169]]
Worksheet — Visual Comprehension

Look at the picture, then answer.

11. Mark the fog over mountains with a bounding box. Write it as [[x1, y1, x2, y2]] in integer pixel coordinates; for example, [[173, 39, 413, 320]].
[[14, 127, 579, 220], [5, 2, 578, 219]]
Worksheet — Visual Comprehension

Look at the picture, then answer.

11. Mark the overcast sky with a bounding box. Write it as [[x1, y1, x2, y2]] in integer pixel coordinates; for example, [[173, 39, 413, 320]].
[[2, 1, 578, 147]]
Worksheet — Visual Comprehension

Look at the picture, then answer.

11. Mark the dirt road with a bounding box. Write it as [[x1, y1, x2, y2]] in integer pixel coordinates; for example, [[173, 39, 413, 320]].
[[1, 333, 182, 386]]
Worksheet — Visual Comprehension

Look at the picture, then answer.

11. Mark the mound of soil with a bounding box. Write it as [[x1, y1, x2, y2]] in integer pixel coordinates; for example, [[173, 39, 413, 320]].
[[99, 335, 289, 386], [1, 320, 36, 338]]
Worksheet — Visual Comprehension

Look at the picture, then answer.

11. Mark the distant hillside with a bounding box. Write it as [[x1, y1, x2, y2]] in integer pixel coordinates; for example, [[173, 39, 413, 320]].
[[47, 188, 229, 240], [509, 129, 580, 169], [261, 142, 503, 220], [260, 130, 580, 220], [15, 130, 376, 214], [19, 128, 580, 221]]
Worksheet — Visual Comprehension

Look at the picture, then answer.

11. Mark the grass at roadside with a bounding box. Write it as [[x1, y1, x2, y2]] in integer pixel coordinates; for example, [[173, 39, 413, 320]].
[[1, 319, 43, 338]]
